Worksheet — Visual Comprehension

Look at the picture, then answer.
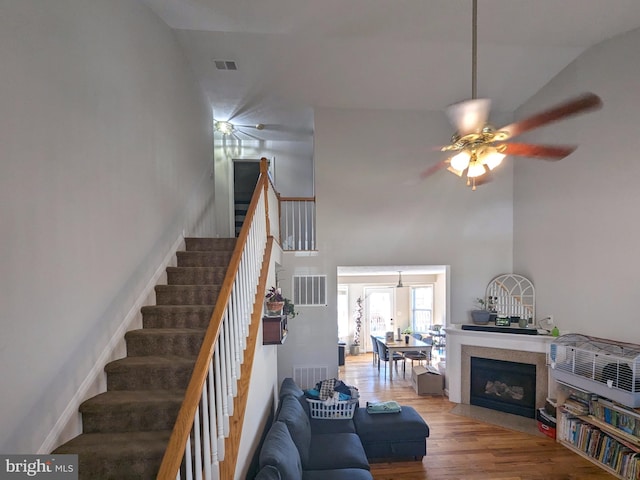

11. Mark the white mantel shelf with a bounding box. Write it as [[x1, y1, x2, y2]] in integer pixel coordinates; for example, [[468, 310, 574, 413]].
[[445, 325, 555, 404]]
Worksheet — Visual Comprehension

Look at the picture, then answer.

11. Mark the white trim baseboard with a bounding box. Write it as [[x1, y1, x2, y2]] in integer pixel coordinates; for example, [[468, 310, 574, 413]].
[[38, 234, 185, 454]]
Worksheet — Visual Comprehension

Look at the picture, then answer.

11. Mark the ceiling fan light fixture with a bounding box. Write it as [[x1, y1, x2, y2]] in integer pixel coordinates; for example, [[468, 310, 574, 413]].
[[467, 160, 486, 178], [446, 165, 464, 177], [482, 149, 505, 170], [214, 120, 235, 135], [450, 150, 471, 171]]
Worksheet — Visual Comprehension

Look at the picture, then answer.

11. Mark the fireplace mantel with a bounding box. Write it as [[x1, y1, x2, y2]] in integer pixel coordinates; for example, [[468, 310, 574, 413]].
[[445, 325, 555, 404]]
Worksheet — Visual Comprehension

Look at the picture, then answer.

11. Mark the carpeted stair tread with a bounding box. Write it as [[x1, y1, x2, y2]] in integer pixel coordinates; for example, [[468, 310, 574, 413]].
[[154, 284, 221, 305], [141, 305, 214, 329], [53, 237, 237, 478], [125, 328, 206, 357], [105, 355, 196, 391], [53, 431, 170, 480], [80, 390, 184, 433], [176, 250, 233, 267], [185, 237, 236, 251], [166, 266, 227, 285]]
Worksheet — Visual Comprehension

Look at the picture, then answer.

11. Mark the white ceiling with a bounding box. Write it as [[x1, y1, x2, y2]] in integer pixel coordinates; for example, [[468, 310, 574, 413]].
[[142, 0, 640, 144]]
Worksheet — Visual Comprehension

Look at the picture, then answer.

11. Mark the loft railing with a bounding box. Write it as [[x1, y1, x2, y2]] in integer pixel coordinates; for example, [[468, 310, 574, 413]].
[[157, 158, 275, 480], [280, 196, 316, 251]]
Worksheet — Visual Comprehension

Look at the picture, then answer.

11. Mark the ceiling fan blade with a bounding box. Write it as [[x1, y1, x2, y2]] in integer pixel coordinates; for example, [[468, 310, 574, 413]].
[[500, 143, 577, 160], [499, 92, 602, 140], [445, 98, 491, 135], [420, 160, 449, 179]]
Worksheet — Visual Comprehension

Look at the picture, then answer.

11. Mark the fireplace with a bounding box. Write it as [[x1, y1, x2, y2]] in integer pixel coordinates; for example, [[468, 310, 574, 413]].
[[470, 356, 536, 418]]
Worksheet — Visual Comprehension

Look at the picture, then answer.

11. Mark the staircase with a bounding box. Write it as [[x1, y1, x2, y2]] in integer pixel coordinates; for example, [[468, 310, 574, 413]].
[[53, 237, 236, 480]]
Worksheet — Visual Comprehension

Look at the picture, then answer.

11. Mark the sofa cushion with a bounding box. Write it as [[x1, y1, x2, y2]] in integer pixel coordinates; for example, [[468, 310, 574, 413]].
[[279, 377, 311, 416], [309, 417, 356, 435], [255, 465, 282, 480], [259, 421, 302, 479], [276, 395, 312, 466], [279, 377, 304, 399], [353, 405, 429, 459], [353, 405, 429, 443], [307, 432, 370, 471], [303, 468, 373, 480]]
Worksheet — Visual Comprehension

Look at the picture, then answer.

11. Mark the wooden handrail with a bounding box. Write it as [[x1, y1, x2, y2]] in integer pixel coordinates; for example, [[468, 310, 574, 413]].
[[157, 163, 271, 479], [279, 196, 316, 202]]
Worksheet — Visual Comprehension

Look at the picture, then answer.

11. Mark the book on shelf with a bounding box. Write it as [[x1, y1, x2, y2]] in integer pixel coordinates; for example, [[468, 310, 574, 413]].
[[564, 396, 590, 416]]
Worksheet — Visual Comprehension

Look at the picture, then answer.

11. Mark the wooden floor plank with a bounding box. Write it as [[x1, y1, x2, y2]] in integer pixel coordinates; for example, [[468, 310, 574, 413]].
[[340, 353, 614, 479]]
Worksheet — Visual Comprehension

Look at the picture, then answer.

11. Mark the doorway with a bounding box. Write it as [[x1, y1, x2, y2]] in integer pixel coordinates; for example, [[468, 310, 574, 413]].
[[233, 160, 261, 236], [364, 287, 395, 352]]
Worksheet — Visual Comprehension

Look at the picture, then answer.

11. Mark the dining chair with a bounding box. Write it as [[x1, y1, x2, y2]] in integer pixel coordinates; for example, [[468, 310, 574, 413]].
[[370, 335, 380, 368], [376, 338, 406, 378], [403, 333, 432, 368]]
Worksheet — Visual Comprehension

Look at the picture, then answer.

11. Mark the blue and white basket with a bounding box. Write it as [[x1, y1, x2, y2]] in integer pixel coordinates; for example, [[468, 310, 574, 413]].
[[306, 398, 358, 419]]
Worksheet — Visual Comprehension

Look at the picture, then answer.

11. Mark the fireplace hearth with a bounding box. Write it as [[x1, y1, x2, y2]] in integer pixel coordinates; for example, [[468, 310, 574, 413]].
[[470, 356, 536, 418]]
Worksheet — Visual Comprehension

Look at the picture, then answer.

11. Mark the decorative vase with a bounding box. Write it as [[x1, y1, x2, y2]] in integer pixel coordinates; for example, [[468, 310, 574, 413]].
[[470, 310, 491, 325], [266, 301, 285, 316]]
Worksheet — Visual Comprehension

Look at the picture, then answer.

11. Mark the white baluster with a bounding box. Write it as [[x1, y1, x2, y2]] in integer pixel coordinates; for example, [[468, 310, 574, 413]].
[[185, 434, 193, 480], [193, 405, 202, 480], [207, 363, 220, 480], [214, 341, 225, 461]]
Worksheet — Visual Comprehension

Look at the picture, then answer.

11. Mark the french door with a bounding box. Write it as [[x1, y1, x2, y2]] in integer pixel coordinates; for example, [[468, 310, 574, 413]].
[[364, 287, 395, 352]]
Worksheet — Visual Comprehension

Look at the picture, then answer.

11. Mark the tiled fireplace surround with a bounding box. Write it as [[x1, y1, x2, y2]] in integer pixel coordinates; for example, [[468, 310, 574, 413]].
[[445, 326, 555, 411]]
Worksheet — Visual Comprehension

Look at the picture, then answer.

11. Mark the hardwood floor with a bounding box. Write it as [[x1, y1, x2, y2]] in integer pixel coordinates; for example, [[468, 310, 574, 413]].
[[340, 352, 614, 480]]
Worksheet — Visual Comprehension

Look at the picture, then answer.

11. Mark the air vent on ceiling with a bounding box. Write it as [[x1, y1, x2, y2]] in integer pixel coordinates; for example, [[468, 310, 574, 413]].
[[213, 60, 237, 71]]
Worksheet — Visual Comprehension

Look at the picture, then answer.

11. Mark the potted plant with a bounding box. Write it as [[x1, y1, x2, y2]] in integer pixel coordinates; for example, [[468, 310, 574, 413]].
[[283, 298, 298, 318], [470, 297, 491, 324], [402, 327, 413, 343], [265, 286, 286, 315], [265, 286, 298, 317], [351, 297, 363, 355]]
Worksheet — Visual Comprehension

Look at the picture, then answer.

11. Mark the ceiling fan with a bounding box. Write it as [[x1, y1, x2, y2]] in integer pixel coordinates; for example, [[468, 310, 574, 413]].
[[424, 0, 603, 190], [214, 120, 266, 141]]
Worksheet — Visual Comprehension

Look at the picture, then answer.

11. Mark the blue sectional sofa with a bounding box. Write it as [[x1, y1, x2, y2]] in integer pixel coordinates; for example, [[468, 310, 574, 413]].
[[254, 378, 430, 479]]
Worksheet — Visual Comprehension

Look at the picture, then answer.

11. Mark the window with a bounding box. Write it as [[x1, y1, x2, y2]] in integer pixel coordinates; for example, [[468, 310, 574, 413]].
[[411, 286, 433, 332], [337, 286, 349, 339]]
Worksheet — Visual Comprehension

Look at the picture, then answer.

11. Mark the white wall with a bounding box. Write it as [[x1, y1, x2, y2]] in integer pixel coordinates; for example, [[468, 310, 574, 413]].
[[0, 0, 215, 453], [277, 107, 514, 382], [213, 136, 314, 236], [513, 27, 640, 344]]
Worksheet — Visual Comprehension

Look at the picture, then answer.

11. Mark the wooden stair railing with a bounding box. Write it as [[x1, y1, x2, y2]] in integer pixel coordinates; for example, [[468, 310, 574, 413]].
[[157, 158, 275, 480]]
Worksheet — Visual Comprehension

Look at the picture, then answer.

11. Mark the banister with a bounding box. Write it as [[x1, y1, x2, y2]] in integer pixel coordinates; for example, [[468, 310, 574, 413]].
[[219, 236, 273, 479], [157, 158, 273, 480]]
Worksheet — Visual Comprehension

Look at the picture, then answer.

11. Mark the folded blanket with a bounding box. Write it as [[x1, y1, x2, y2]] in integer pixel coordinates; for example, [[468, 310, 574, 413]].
[[366, 401, 402, 414]]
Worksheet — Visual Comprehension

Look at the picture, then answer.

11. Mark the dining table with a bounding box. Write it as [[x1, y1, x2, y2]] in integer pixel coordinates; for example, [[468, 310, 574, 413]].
[[378, 335, 432, 380]]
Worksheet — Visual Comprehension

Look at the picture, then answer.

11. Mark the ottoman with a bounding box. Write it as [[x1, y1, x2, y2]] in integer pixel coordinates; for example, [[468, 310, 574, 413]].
[[353, 405, 429, 460]]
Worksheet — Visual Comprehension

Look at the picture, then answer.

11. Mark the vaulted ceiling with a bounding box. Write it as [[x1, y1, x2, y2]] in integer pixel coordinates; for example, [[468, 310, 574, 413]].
[[142, 0, 640, 146]]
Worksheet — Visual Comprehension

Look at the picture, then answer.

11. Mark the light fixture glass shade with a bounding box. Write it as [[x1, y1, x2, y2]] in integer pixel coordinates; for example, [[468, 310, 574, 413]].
[[467, 161, 486, 178], [450, 150, 471, 171], [483, 150, 505, 170], [215, 120, 235, 135]]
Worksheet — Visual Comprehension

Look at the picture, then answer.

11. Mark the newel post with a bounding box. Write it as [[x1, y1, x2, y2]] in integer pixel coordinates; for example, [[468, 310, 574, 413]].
[[260, 157, 271, 236]]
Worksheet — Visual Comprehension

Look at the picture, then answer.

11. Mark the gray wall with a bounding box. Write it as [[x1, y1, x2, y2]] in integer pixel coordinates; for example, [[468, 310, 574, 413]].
[[0, 0, 212, 454], [513, 27, 640, 344]]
